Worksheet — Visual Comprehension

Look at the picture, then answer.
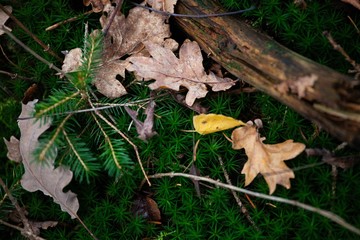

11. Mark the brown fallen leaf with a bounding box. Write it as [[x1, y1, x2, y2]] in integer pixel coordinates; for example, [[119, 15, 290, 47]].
[[124, 100, 157, 141], [3, 136, 21, 163], [83, 0, 110, 13], [4, 100, 79, 219], [128, 40, 235, 106], [232, 123, 305, 194]]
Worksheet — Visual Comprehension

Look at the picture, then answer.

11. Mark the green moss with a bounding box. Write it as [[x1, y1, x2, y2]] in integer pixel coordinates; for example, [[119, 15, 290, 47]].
[[0, 0, 360, 239]]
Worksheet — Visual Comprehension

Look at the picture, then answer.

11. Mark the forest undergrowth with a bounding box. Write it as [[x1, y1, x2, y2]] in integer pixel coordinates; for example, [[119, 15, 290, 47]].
[[0, 0, 360, 239]]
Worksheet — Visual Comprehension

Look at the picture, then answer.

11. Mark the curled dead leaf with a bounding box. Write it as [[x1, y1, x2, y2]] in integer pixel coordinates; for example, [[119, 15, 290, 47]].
[[232, 124, 305, 194]]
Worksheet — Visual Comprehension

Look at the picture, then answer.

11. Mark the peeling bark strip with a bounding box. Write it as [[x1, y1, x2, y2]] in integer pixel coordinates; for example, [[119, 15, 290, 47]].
[[175, 0, 360, 147]]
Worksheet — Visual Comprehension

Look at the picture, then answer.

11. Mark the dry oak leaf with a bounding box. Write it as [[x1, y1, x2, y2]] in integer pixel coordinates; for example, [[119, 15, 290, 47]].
[[232, 124, 305, 194], [83, 0, 110, 13], [5, 100, 79, 219], [93, 3, 175, 98], [100, 3, 172, 60], [124, 99, 157, 141], [128, 40, 236, 106]]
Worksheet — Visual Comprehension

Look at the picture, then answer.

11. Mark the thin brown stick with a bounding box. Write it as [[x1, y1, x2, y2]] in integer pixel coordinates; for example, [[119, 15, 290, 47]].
[[46, 10, 94, 31], [0, 44, 31, 74], [323, 31, 360, 78], [0, 177, 38, 239], [0, 219, 45, 240], [143, 172, 360, 236], [0, 4, 61, 61], [102, 0, 123, 36], [0, 26, 64, 74], [218, 157, 259, 231], [0, 70, 32, 80]]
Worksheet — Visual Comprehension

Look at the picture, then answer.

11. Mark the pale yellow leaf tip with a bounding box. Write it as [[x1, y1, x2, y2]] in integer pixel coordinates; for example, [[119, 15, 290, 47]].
[[193, 113, 245, 135]]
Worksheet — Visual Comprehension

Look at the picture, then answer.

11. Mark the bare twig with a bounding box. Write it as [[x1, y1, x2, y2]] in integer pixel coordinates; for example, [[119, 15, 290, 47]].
[[218, 157, 259, 231], [0, 26, 64, 74], [0, 44, 31, 74], [0, 4, 61, 61], [46, 10, 94, 31], [0, 70, 32, 80], [102, 0, 123, 36], [323, 31, 360, 79], [142, 172, 360, 236], [0, 177, 39, 239]]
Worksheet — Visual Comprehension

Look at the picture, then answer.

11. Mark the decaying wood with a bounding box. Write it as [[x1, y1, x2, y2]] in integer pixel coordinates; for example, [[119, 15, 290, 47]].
[[175, 0, 360, 147]]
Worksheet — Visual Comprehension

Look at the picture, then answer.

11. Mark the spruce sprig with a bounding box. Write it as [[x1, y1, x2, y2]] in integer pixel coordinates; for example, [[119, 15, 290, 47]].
[[34, 30, 133, 183]]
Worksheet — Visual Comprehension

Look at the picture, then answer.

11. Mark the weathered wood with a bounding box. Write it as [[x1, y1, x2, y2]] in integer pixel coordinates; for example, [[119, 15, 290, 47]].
[[175, 0, 360, 147]]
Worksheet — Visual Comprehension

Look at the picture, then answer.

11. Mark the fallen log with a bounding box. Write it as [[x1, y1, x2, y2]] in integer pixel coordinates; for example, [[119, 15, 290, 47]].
[[174, 0, 360, 147]]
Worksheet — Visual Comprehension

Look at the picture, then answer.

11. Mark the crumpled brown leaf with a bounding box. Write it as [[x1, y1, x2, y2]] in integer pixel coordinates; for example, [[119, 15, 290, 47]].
[[4, 100, 79, 219], [83, 0, 110, 13], [89, 2, 175, 98], [3, 136, 21, 163], [0, 5, 12, 35], [124, 100, 157, 141], [128, 40, 235, 106], [232, 123, 305, 194]]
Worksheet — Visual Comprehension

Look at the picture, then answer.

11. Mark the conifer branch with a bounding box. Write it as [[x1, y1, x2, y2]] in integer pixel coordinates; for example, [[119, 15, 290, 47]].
[[92, 113, 122, 171], [35, 91, 81, 118], [62, 129, 90, 172], [38, 114, 72, 162], [88, 98, 151, 185]]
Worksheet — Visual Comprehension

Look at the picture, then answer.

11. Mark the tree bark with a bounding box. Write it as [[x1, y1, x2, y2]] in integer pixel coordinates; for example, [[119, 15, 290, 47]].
[[174, 0, 360, 147]]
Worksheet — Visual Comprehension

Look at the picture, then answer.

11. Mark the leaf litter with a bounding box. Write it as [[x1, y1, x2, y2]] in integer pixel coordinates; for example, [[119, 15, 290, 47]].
[[6, 0, 357, 236], [4, 100, 79, 219]]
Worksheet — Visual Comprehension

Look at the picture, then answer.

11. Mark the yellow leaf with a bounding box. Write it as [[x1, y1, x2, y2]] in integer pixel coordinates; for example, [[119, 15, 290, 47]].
[[193, 114, 245, 135], [232, 124, 305, 194]]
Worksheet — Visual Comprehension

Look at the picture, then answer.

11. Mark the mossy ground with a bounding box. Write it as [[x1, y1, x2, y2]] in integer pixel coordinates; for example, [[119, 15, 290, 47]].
[[1, 0, 360, 239]]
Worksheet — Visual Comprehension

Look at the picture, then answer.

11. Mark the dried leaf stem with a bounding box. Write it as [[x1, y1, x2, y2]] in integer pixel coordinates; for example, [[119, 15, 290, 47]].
[[143, 172, 360, 236], [218, 157, 259, 232]]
